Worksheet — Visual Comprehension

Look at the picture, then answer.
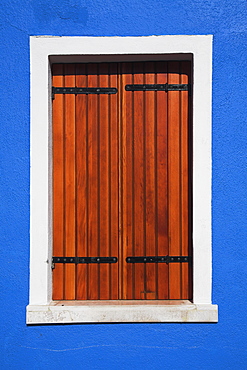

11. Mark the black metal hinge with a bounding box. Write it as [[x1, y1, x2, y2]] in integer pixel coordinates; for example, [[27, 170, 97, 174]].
[[125, 84, 189, 92], [52, 256, 118, 267], [52, 87, 118, 99], [126, 256, 191, 264]]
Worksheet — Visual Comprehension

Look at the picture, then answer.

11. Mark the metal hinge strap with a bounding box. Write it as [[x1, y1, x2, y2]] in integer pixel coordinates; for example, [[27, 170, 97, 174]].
[[52, 87, 118, 98], [125, 84, 189, 92], [52, 256, 118, 264], [126, 256, 191, 264]]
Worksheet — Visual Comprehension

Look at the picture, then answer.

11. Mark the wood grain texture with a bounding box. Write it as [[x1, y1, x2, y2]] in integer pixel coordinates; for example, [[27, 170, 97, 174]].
[[180, 61, 191, 300], [52, 64, 64, 300], [87, 64, 100, 300], [109, 63, 119, 299], [98, 63, 110, 299], [64, 64, 76, 300], [75, 64, 88, 300], [132, 62, 145, 299], [144, 62, 157, 299], [122, 62, 134, 299], [168, 61, 182, 299], [156, 62, 169, 299]]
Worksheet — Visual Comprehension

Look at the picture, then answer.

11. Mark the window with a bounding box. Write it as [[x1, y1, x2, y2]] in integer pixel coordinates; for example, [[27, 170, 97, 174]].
[[27, 36, 218, 323]]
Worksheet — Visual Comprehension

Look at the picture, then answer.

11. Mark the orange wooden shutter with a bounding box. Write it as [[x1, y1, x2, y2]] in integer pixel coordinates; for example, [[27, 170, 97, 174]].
[[52, 61, 192, 301]]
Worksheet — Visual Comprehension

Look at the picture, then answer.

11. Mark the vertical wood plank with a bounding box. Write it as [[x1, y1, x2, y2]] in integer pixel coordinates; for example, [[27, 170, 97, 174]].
[[87, 64, 99, 300], [64, 64, 76, 300], [168, 62, 182, 299], [133, 62, 145, 299], [109, 63, 119, 299], [52, 64, 64, 300], [156, 62, 169, 299], [144, 62, 157, 299], [122, 62, 134, 299], [76, 64, 88, 300], [180, 61, 190, 299], [98, 63, 110, 299]]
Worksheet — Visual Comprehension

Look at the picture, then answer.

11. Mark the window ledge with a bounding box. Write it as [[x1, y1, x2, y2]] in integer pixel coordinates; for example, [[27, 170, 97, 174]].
[[26, 301, 218, 324]]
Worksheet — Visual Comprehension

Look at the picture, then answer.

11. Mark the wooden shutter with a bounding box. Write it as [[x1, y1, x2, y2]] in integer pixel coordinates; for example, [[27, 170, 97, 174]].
[[52, 61, 192, 301]]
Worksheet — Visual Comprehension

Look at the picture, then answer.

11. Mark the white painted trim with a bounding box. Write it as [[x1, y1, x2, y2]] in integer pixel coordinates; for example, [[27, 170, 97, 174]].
[[29, 35, 217, 323]]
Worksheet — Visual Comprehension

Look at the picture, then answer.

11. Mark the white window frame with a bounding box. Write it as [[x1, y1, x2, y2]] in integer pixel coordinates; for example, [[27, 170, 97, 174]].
[[27, 35, 218, 324]]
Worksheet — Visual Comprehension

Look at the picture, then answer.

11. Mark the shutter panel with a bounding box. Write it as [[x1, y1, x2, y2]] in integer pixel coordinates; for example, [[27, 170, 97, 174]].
[[52, 61, 192, 301]]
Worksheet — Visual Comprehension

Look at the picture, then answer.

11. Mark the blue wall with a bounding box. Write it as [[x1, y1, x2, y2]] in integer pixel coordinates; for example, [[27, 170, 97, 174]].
[[1, 1, 247, 369]]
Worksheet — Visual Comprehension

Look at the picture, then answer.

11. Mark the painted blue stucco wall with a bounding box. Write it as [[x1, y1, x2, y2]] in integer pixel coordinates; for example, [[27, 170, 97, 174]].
[[1, 0, 247, 368]]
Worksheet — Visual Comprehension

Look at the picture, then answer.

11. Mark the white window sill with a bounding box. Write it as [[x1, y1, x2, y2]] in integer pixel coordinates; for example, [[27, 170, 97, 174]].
[[26, 301, 218, 324]]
